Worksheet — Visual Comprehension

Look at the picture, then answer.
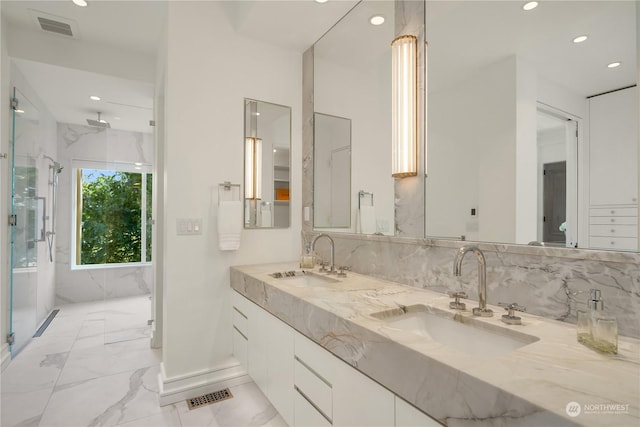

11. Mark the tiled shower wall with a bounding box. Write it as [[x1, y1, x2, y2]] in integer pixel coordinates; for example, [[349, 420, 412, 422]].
[[54, 123, 153, 304]]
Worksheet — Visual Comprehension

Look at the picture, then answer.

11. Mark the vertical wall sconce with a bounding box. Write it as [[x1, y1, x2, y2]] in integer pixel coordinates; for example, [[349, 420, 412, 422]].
[[391, 34, 418, 178], [245, 137, 262, 199]]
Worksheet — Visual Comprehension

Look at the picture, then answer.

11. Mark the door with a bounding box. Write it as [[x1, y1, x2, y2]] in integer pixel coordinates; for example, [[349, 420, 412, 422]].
[[543, 161, 567, 244], [9, 87, 40, 355]]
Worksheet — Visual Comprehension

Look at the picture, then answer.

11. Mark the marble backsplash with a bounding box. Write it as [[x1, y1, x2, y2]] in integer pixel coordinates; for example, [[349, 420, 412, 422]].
[[302, 232, 640, 339]]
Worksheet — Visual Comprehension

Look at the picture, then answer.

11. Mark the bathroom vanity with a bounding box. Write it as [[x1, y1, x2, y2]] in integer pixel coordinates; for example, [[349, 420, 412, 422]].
[[230, 262, 639, 427]]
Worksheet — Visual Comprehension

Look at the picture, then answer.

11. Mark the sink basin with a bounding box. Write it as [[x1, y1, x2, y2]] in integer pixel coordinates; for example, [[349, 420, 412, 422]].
[[371, 304, 538, 358], [270, 270, 339, 287]]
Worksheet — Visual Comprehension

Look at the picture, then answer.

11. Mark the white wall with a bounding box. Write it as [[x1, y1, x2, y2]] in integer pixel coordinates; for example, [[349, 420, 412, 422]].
[[54, 123, 154, 304], [427, 56, 517, 243], [159, 1, 302, 402], [314, 54, 394, 235]]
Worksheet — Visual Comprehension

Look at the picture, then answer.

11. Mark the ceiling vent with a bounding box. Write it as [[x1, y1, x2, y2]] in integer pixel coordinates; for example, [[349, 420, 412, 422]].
[[29, 9, 79, 38]]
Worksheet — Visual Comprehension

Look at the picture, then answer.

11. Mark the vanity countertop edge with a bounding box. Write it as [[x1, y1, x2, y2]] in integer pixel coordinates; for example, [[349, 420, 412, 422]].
[[229, 262, 640, 427]]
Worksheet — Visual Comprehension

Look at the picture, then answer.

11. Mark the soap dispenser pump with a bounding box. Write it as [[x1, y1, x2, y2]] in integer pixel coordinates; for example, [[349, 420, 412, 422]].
[[577, 289, 618, 354]]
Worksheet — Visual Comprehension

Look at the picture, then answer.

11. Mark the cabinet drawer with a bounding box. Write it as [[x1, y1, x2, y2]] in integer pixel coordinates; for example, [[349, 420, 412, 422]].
[[295, 358, 332, 421], [295, 333, 335, 383], [590, 216, 637, 225], [589, 225, 638, 238], [232, 306, 248, 336], [589, 236, 638, 251], [590, 207, 638, 217], [294, 388, 332, 427], [232, 327, 248, 370]]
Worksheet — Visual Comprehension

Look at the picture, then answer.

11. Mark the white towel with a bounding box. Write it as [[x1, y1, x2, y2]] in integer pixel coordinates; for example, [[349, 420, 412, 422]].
[[358, 205, 376, 234], [218, 200, 242, 250]]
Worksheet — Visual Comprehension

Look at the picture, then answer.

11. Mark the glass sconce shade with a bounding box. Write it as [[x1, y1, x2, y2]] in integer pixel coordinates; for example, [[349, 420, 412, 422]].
[[245, 137, 262, 199], [391, 34, 418, 178]]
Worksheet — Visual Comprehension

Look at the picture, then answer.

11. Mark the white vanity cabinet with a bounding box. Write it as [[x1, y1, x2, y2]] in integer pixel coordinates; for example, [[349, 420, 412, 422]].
[[588, 86, 638, 250], [396, 396, 441, 427], [231, 291, 294, 426], [231, 290, 442, 427]]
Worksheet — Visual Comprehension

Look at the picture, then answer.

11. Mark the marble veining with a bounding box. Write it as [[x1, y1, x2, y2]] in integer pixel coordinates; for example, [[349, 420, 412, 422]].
[[231, 262, 640, 427], [302, 232, 640, 339]]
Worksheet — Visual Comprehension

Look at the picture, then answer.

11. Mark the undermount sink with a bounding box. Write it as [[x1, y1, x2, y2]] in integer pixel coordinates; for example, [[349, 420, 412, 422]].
[[371, 304, 538, 358], [270, 270, 339, 287]]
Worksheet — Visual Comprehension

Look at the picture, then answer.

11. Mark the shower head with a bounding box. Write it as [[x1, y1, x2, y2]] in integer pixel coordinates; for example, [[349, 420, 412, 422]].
[[86, 112, 111, 128], [54, 163, 63, 174]]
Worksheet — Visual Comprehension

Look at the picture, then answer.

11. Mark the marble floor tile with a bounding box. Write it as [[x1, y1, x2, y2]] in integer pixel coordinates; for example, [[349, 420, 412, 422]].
[[1, 296, 285, 427], [1, 350, 68, 393], [114, 405, 182, 427], [0, 387, 51, 427], [40, 366, 164, 427], [56, 336, 161, 385]]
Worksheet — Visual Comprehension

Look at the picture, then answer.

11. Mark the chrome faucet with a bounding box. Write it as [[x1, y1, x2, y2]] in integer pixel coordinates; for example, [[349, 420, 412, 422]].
[[453, 245, 493, 317], [311, 233, 335, 274]]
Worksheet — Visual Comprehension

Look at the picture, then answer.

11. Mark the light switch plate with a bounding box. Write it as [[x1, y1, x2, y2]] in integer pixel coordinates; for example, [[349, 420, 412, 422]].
[[177, 218, 203, 235]]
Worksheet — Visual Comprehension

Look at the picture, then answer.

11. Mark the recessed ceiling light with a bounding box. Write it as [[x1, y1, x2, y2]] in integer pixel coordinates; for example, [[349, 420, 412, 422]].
[[135, 162, 143, 166], [315, 0, 328, 3], [72, 0, 88, 7], [523, 1, 538, 11], [607, 62, 621, 68], [572, 35, 588, 44], [273, 149, 277, 153], [89, 95, 101, 101], [370, 15, 385, 26], [15, 109, 25, 114]]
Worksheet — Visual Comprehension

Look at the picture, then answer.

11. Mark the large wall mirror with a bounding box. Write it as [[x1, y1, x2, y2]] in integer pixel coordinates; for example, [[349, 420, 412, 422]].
[[244, 98, 291, 229], [313, 0, 395, 235], [311, 0, 638, 252]]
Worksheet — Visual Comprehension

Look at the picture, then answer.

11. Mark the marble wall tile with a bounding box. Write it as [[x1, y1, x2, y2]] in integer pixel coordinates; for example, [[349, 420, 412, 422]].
[[302, 232, 640, 339], [55, 123, 154, 304]]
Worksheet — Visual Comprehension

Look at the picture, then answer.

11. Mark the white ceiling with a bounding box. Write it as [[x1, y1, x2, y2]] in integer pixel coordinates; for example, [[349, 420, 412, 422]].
[[1, 0, 637, 134], [1, 0, 357, 133]]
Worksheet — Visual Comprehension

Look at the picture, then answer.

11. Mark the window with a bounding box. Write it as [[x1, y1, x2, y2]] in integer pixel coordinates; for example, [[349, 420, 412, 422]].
[[73, 161, 152, 267]]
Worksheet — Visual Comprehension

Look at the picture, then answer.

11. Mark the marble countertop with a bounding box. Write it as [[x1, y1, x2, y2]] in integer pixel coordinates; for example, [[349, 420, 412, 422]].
[[230, 262, 640, 427]]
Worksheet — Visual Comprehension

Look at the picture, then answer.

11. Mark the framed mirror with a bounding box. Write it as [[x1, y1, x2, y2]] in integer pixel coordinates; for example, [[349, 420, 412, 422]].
[[244, 98, 291, 229]]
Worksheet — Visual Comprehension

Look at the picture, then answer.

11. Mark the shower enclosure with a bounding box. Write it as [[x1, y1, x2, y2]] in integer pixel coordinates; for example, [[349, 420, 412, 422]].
[[9, 88, 41, 355]]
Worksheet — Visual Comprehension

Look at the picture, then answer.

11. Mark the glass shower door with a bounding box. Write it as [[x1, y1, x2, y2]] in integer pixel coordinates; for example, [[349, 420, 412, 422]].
[[9, 88, 40, 355]]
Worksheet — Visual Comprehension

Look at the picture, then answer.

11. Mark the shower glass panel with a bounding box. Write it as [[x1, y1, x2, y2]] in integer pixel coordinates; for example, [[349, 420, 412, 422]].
[[10, 88, 40, 355]]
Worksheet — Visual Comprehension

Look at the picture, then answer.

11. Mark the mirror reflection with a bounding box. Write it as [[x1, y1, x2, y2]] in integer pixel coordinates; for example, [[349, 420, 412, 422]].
[[314, 113, 352, 229], [244, 98, 291, 229], [313, 0, 395, 235], [311, 0, 638, 252]]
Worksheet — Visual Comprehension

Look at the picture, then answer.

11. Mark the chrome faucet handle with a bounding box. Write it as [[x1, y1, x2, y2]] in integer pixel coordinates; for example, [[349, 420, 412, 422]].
[[337, 266, 351, 277], [498, 302, 525, 325], [448, 291, 467, 310], [319, 262, 329, 273]]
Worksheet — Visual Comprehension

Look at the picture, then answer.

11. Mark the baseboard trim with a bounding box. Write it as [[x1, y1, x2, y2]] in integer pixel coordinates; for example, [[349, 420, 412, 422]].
[[1, 343, 11, 372], [157, 359, 251, 406]]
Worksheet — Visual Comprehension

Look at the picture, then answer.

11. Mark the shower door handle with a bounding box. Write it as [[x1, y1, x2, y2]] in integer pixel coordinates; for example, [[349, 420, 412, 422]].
[[9, 214, 17, 226]]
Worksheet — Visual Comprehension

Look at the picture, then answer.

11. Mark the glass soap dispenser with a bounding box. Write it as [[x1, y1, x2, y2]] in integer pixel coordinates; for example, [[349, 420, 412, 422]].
[[300, 242, 315, 269], [577, 289, 618, 354]]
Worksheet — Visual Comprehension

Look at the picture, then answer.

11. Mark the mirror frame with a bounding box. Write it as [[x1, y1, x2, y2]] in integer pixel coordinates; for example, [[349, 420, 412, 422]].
[[243, 98, 292, 229]]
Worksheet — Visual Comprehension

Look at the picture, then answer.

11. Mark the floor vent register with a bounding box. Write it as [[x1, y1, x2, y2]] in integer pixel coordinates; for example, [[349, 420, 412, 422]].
[[186, 388, 234, 410]]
